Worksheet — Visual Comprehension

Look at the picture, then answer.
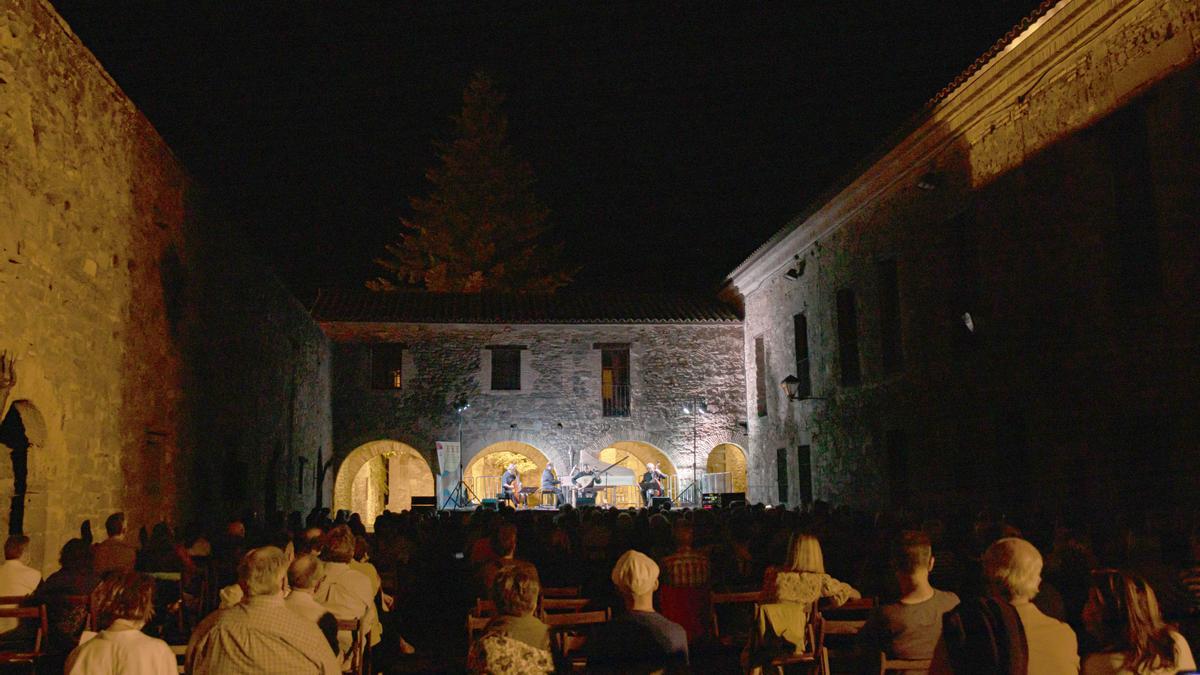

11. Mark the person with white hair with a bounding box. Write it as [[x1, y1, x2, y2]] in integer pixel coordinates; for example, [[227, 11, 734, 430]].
[[186, 546, 340, 674], [585, 549, 688, 671], [931, 537, 1078, 675], [639, 462, 668, 507]]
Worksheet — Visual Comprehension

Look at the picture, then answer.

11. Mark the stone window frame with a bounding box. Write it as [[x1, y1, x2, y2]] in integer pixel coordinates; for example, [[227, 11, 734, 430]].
[[369, 343, 408, 391], [594, 342, 632, 417], [480, 345, 533, 394]]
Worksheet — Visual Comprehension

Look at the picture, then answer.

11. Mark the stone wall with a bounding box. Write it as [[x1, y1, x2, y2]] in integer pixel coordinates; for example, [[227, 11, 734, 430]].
[[0, 0, 330, 570], [320, 321, 746, 501], [731, 0, 1200, 513]]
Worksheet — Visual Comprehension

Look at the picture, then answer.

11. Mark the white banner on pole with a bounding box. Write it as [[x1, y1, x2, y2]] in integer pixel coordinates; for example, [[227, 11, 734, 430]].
[[435, 441, 461, 507]]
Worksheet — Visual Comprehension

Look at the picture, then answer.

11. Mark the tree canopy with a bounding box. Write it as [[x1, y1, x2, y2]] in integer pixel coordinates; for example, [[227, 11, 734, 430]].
[[370, 73, 573, 293]]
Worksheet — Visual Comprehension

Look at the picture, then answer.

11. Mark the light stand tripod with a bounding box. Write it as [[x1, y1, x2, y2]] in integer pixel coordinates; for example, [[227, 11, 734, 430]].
[[441, 399, 477, 509]]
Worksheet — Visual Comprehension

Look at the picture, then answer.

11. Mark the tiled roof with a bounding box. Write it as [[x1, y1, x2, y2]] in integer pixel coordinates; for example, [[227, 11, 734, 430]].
[[310, 289, 741, 324]]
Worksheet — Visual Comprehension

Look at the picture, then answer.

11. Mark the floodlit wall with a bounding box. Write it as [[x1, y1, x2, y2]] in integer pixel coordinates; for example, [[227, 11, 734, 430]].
[[731, 0, 1200, 512], [0, 0, 330, 569]]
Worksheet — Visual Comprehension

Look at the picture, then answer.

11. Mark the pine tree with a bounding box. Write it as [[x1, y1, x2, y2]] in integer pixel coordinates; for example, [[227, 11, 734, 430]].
[[369, 73, 573, 293]]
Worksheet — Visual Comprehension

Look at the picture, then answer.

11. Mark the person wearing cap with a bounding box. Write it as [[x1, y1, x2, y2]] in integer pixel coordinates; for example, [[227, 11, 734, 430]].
[[585, 549, 688, 672]]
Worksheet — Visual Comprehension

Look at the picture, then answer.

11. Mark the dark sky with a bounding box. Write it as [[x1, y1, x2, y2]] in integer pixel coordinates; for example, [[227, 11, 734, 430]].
[[54, 1, 1043, 299]]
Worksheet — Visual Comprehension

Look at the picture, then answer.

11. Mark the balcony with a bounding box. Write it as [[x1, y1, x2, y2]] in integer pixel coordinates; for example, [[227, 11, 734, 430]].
[[602, 383, 630, 417]]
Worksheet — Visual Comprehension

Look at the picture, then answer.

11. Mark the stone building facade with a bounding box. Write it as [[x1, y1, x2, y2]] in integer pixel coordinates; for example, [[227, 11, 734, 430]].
[[728, 0, 1200, 513], [313, 291, 747, 520], [0, 0, 331, 570]]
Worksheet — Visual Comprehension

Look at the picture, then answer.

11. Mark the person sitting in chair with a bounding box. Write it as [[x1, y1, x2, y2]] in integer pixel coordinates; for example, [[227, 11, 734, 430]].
[[500, 464, 523, 507], [540, 463, 564, 506], [639, 463, 668, 507]]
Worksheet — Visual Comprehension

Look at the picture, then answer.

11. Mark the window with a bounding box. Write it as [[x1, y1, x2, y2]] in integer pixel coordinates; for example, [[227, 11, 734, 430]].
[[775, 447, 789, 505], [489, 346, 522, 391], [836, 289, 861, 385], [370, 344, 405, 390], [792, 314, 811, 398], [877, 260, 903, 373], [599, 345, 630, 417], [754, 336, 767, 417], [796, 444, 813, 506], [1108, 100, 1161, 298]]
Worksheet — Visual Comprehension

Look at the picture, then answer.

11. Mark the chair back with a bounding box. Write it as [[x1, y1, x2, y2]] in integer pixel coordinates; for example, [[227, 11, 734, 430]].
[[542, 608, 610, 628], [0, 604, 47, 663], [541, 597, 589, 614], [541, 586, 581, 599], [466, 613, 491, 647], [548, 609, 610, 672], [0, 596, 28, 605], [881, 652, 934, 673], [336, 617, 366, 675], [710, 590, 760, 644]]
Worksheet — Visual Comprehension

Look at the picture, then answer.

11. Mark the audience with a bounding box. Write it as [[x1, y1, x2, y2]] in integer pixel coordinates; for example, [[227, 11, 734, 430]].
[[658, 519, 712, 642], [859, 530, 959, 673], [467, 561, 553, 674], [0, 534, 40, 634], [1082, 568, 1195, 674], [31, 537, 100, 666], [285, 553, 339, 655], [315, 524, 381, 655], [585, 549, 688, 672], [64, 571, 176, 674], [187, 546, 340, 674], [93, 512, 137, 575]]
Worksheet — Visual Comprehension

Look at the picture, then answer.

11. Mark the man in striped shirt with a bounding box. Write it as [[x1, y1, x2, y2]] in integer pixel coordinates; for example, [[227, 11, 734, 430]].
[[187, 546, 340, 675]]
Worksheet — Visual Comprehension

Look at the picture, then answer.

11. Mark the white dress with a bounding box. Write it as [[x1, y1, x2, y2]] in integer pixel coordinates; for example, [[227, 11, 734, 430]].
[[65, 627, 177, 675]]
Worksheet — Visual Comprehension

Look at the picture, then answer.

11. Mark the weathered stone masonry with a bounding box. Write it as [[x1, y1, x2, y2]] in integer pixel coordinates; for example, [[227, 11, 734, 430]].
[[0, 0, 331, 570], [730, 0, 1200, 512]]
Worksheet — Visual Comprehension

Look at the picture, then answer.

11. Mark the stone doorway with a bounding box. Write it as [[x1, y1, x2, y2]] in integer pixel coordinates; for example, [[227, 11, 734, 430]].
[[705, 443, 748, 494], [597, 441, 677, 507], [0, 401, 44, 536], [333, 441, 435, 530], [463, 441, 548, 503]]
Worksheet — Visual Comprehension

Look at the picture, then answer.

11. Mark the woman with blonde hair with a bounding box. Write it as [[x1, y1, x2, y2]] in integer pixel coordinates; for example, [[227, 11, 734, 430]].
[[761, 532, 861, 606], [745, 533, 860, 673], [1082, 569, 1195, 674]]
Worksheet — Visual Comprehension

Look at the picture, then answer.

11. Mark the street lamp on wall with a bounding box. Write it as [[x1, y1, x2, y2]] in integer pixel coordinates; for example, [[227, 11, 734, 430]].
[[781, 375, 827, 402]]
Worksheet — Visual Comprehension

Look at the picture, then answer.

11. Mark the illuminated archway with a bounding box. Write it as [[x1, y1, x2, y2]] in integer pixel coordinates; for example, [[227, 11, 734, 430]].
[[597, 441, 677, 508], [706, 443, 748, 494], [463, 441, 548, 502], [334, 440, 434, 528]]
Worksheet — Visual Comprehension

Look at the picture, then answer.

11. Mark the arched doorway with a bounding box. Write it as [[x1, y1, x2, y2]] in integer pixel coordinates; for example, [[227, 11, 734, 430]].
[[706, 443, 748, 494], [597, 441, 677, 508], [0, 401, 45, 536], [333, 441, 434, 529], [463, 441, 548, 503]]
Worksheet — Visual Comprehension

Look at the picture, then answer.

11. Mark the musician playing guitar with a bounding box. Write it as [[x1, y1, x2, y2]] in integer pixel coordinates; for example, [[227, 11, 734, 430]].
[[639, 462, 668, 507], [501, 463, 524, 507]]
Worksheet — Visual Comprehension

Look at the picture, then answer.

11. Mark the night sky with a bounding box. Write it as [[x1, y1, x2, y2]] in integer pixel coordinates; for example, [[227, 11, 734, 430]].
[[53, 1, 1044, 299]]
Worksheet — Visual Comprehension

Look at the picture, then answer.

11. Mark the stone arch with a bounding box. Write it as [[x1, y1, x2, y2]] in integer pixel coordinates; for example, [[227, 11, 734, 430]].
[[593, 440, 678, 507], [706, 442, 749, 494], [463, 441, 549, 502], [0, 355, 66, 573], [333, 440, 435, 527]]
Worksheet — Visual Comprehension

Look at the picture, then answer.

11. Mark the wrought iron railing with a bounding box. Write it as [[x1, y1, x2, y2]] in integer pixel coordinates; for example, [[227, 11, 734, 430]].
[[602, 383, 631, 417]]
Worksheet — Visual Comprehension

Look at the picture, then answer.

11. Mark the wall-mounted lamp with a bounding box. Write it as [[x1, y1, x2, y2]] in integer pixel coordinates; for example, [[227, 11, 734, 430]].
[[783, 255, 806, 280], [781, 375, 827, 402], [917, 172, 939, 191]]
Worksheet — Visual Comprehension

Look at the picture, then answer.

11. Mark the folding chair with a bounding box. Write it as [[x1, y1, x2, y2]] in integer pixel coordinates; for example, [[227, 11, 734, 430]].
[[710, 590, 760, 647], [0, 604, 47, 673], [466, 613, 491, 648], [548, 609, 610, 672], [336, 618, 367, 675]]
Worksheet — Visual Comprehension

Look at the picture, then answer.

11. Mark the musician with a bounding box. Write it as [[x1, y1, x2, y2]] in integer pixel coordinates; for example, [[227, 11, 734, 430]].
[[500, 463, 524, 507], [571, 463, 597, 498], [540, 462, 565, 506], [639, 463, 668, 507]]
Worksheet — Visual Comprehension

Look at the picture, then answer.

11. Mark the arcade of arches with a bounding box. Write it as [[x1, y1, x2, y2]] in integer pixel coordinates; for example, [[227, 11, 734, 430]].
[[335, 440, 434, 530], [706, 443, 748, 494]]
